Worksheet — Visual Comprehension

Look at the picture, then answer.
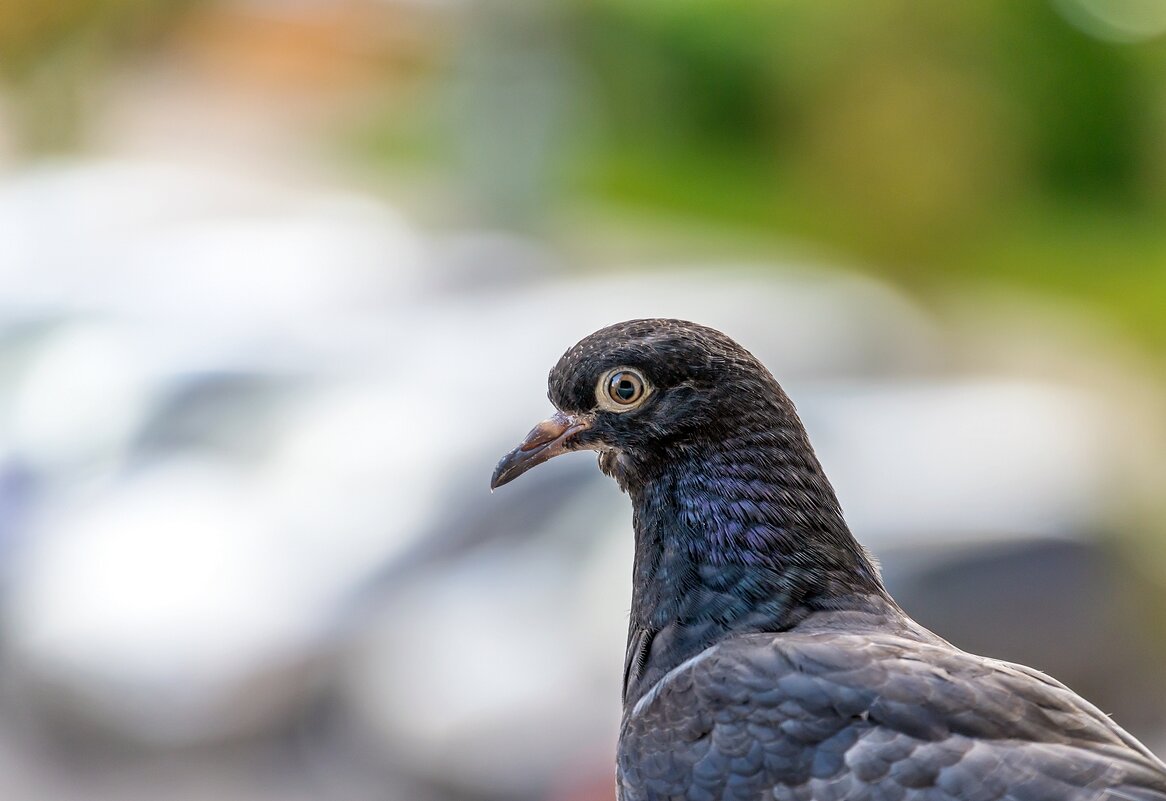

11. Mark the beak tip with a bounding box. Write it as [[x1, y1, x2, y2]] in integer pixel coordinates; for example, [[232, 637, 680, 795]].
[[490, 411, 589, 493], [489, 458, 515, 491]]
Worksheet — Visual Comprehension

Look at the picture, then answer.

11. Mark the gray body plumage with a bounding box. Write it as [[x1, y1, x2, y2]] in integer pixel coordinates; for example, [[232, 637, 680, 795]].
[[491, 319, 1166, 801], [620, 605, 1166, 800]]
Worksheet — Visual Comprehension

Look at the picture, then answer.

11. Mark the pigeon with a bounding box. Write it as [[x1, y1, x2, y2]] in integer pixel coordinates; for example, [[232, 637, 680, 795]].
[[490, 319, 1166, 801]]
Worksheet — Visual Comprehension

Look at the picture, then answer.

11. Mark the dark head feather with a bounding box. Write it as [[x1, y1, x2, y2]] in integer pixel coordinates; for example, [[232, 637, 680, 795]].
[[547, 319, 819, 490]]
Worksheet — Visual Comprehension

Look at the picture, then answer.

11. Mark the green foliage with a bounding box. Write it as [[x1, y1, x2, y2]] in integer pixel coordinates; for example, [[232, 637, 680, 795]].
[[546, 0, 1166, 354]]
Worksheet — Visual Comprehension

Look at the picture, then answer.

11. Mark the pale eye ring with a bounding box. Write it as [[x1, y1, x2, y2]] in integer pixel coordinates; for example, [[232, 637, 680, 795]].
[[597, 367, 649, 411]]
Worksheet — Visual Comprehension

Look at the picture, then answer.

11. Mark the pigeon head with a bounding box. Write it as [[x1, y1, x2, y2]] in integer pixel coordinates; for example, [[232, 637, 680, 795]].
[[493, 319, 887, 698], [491, 318, 805, 492]]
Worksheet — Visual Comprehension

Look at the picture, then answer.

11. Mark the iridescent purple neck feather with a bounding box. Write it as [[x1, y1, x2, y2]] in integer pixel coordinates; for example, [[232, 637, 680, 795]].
[[611, 367, 890, 708]]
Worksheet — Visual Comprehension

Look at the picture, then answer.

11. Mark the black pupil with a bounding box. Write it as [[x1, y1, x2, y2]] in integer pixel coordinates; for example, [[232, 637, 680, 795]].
[[614, 376, 637, 401]]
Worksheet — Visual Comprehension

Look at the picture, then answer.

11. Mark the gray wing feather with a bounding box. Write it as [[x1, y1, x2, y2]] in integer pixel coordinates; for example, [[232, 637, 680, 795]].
[[619, 632, 1166, 801]]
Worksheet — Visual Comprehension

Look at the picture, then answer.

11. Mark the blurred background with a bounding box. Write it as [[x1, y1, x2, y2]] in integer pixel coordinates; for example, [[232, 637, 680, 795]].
[[2, 1, 1166, 799]]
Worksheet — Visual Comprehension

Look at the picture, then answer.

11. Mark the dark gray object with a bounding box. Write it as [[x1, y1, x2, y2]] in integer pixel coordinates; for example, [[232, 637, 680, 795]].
[[492, 319, 1166, 801]]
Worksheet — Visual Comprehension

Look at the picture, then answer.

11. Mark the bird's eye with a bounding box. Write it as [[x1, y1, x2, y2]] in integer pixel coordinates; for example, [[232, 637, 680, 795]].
[[597, 368, 648, 411]]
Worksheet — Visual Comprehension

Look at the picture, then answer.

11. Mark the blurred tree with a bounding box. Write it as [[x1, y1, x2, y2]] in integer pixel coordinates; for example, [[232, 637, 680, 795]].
[[998, 2, 1144, 203], [0, 0, 196, 153], [562, 1, 1165, 261], [536, 0, 1166, 352]]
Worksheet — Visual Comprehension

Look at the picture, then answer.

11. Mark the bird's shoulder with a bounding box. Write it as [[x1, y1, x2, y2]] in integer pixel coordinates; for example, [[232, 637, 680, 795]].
[[619, 620, 1166, 801]]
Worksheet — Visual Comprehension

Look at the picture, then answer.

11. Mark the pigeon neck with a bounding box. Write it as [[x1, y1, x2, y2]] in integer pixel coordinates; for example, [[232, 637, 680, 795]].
[[620, 427, 890, 708]]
